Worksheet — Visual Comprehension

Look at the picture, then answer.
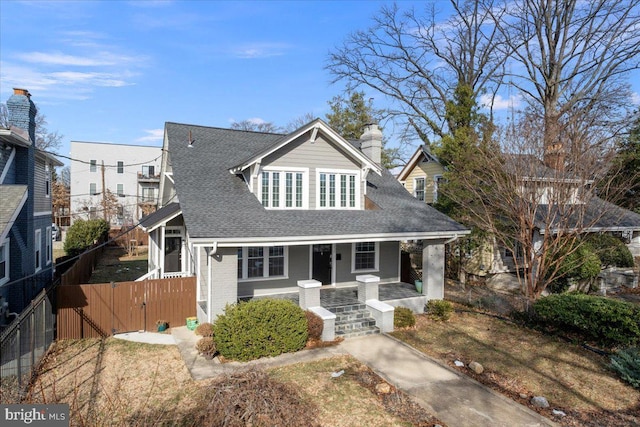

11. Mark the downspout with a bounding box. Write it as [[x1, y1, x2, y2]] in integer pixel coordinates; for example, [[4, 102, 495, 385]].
[[206, 242, 218, 323]]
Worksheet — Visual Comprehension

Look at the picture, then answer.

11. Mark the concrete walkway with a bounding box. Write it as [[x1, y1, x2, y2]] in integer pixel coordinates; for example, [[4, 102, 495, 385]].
[[171, 327, 556, 426], [340, 334, 556, 427]]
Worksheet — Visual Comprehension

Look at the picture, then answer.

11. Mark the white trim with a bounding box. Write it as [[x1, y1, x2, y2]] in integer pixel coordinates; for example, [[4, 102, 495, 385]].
[[45, 162, 50, 198], [46, 226, 52, 265], [35, 228, 42, 272], [308, 244, 336, 285], [0, 189, 27, 244], [142, 209, 182, 232], [237, 245, 289, 281], [258, 167, 309, 209], [0, 147, 16, 184], [316, 168, 361, 210], [0, 238, 10, 286], [190, 230, 468, 247], [34, 211, 52, 217], [351, 241, 380, 273], [414, 176, 426, 201]]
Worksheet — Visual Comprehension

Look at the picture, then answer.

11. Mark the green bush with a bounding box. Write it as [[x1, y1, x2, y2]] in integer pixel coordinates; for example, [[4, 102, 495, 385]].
[[64, 218, 109, 256], [394, 306, 416, 328], [195, 337, 217, 358], [611, 347, 640, 389], [548, 241, 601, 293], [534, 293, 640, 348], [426, 300, 453, 321], [213, 299, 308, 361], [305, 310, 324, 341], [586, 233, 634, 268], [194, 322, 215, 337]]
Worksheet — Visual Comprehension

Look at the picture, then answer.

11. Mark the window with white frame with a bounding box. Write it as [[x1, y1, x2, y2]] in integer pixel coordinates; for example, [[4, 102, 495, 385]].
[[117, 161, 124, 174], [141, 187, 156, 202], [352, 242, 379, 272], [46, 226, 52, 265], [89, 183, 97, 195], [414, 177, 425, 201], [142, 165, 155, 177], [260, 170, 306, 208], [90, 160, 97, 172], [35, 229, 42, 272], [0, 239, 9, 286], [237, 246, 287, 280], [318, 170, 358, 209], [117, 183, 125, 197]]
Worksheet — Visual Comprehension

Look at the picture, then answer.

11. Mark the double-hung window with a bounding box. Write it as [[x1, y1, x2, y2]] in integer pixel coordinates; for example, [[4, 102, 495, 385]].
[[433, 175, 445, 203], [414, 177, 425, 201], [117, 161, 124, 174], [117, 183, 125, 197], [90, 160, 97, 172], [352, 242, 379, 272], [260, 169, 306, 208], [318, 170, 358, 209], [46, 226, 52, 265], [45, 163, 50, 198], [0, 239, 9, 286], [237, 246, 287, 280], [89, 183, 97, 195]]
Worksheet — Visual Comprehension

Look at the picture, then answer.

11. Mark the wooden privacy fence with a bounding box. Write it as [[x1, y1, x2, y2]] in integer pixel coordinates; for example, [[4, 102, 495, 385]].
[[57, 276, 196, 339], [60, 241, 104, 286]]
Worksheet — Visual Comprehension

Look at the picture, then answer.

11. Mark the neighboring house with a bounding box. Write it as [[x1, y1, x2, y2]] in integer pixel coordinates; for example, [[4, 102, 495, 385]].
[[397, 145, 446, 204], [70, 142, 162, 227], [140, 119, 468, 324], [0, 89, 62, 314]]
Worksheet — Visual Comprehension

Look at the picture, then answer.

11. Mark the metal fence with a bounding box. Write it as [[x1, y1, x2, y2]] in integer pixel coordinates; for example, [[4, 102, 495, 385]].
[[0, 285, 56, 402]]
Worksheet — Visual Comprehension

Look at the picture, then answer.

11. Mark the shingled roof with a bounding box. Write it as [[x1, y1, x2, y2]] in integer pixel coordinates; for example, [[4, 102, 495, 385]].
[[164, 121, 467, 242]]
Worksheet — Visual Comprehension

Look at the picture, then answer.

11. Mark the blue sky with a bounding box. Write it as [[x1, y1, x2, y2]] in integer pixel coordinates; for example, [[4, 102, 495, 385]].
[[1, 0, 639, 168]]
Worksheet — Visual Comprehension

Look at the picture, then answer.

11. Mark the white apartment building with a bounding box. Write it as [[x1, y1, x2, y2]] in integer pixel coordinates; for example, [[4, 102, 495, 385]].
[[70, 141, 162, 227]]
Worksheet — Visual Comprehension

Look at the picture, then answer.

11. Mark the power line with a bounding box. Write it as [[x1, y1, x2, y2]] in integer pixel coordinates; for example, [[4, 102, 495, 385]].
[[39, 148, 165, 168]]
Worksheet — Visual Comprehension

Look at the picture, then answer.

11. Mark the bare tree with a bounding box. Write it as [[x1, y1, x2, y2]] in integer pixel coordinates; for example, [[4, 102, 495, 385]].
[[447, 118, 629, 300], [498, 0, 640, 169], [230, 120, 282, 133], [284, 112, 316, 133], [327, 0, 508, 145]]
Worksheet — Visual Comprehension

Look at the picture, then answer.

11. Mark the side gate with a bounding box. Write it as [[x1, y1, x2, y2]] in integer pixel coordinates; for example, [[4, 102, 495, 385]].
[[57, 277, 196, 339]]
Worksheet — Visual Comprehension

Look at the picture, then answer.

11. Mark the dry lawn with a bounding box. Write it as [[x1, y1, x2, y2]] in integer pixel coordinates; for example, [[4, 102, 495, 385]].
[[88, 246, 148, 283], [29, 338, 439, 426], [392, 309, 640, 426]]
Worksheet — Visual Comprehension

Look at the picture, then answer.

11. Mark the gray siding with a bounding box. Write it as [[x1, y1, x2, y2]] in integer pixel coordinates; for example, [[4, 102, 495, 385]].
[[0, 143, 9, 181], [335, 241, 400, 285], [238, 245, 310, 297], [207, 246, 238, 317], [262, 134, 360, 209], [33, 157, 50, 213]]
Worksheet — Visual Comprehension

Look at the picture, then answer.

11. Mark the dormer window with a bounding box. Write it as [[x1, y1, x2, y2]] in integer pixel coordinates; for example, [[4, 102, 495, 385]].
[[317, 170, 359, 209], [260, 168, 308, 209]]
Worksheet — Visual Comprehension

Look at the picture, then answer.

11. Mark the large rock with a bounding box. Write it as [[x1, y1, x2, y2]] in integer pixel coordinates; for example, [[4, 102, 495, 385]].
[[468, 361, 484, 374], [531, 396, 549, 408]]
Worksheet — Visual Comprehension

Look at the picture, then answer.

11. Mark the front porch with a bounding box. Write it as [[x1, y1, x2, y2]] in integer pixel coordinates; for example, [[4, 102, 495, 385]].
[[246, 280, 427, 339]]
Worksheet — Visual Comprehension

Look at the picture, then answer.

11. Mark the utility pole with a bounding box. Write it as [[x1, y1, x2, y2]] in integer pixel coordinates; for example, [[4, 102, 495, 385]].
[[101, 160, 107, 220]]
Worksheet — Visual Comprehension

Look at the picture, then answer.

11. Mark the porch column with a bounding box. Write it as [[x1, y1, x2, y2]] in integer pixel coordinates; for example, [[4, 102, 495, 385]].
[[297, 279, 321, 309], [208, 247, 238, 319], [356, 274, 379, 302], [422, 243, 445, 300]]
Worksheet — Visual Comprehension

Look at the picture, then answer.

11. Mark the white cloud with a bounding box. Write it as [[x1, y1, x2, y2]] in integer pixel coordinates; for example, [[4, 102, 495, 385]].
[[136, 129, 164, 143], [479, 93, 521, 110], [631, 92, 640, 105], [17, 51, 139, 67], [232, 43, 291, 59]]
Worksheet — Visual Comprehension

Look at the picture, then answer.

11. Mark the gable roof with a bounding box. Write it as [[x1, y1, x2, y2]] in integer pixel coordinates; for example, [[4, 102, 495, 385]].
[[397, 145, 442, 181], [0, 185, 28, 242], [164, 122, 468, 244], [229, 119, 382, 176], [139, 202, 181, 232]]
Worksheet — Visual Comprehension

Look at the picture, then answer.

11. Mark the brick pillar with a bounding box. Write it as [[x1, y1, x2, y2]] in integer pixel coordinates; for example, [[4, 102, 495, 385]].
[[422, 243, 445, 300]]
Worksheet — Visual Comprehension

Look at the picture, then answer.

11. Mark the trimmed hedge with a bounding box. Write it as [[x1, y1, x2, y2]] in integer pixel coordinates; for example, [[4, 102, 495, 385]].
[[533, 293, 640, 348], [213, 299, 308, 361], [394, 307, 416, 328]]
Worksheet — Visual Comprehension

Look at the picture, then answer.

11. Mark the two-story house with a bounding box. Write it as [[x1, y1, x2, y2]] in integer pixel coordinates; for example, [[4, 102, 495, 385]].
[[397, 145, 447, 205], [70, 141, 162, 228], [0, 89, 62, 314], [139, 119, 468, 324]]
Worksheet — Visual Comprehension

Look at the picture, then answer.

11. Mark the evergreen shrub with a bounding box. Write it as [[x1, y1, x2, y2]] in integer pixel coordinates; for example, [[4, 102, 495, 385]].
[[213, 299, 308, 361], [534, 293, 640, 348], [586, 233, 634, 268], [394, 306, 416, 328], [611, 347, 640, 389], [63, 218, 109, 256], [426, 300, 453, 321]]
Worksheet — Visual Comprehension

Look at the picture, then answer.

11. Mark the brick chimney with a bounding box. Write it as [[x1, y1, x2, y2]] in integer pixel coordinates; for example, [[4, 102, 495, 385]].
[[360, 123, 382, 165], [6, 88, 37, 144]]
